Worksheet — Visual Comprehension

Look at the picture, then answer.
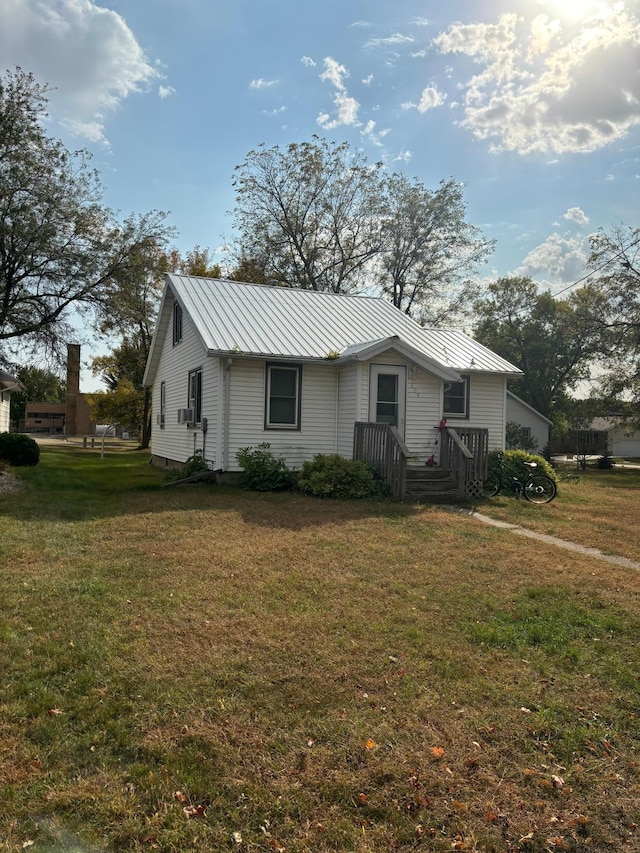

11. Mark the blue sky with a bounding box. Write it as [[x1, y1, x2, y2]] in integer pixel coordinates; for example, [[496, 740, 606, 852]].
[[1, 0, 639, 387]]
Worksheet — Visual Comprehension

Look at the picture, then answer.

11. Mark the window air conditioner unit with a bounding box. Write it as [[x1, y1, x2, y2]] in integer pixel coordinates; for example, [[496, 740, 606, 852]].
[[177, 408, 195, 424]]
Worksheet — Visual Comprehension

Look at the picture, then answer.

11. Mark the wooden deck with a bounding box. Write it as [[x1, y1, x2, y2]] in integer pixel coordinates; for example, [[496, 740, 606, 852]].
[[354, 422, 489, 500]]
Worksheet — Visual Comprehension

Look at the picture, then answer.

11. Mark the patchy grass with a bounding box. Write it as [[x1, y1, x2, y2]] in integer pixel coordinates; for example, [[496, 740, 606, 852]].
[[470, 464, 640, 562], [1, 447, 639, 852]]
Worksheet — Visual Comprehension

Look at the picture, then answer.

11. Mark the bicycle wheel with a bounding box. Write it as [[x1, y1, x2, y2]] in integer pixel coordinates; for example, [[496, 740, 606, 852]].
[[523, 475, 556, 504], [481, 471, 502, 498]]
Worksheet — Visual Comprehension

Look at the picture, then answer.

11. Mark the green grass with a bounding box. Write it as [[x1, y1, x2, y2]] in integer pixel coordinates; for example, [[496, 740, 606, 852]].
[[1, 447, 639, 852]]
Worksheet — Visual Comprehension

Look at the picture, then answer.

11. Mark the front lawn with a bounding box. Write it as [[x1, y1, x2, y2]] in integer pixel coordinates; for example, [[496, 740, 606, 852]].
[[471, 464, 640, 563], [1, 448, 639, 852]]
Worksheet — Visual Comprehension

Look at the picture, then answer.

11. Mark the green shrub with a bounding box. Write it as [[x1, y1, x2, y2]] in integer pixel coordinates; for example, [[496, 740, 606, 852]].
[[236, 443, 294, 491], [0, 432, 40, 466], [297, 453, 387, 499], [165, 450, 210, 482], [596, 453, 615, 469], [487, 449, 559, 487]]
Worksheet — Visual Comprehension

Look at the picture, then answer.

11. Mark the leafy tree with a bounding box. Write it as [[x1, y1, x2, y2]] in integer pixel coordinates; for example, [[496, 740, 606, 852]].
[[0, 67, 171, 362], [86, 380, 145, 437], [379, 174, 494, 325], [232, 137, 384, 293], [7, 364, 65, 426], [587, 224, 640, 423], [474, 276, 605, 418], [165, 245, 222, 278]]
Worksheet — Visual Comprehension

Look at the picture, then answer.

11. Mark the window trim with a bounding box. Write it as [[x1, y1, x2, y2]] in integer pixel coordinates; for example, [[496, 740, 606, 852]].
[[443, 374, 470, 419], [264, 362, 302, 430], [188, 367, 202, 425], [172, 301, 183, 345]]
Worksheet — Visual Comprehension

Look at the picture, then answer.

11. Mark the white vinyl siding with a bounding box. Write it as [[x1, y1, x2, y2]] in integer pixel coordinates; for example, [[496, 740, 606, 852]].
[[465, 374, 508, 450], [226, 359, 337, 470], [150, 295, 219, 468], [336, 363, 359, 457], [0, 393, 10, 433], [505, 393, 551, 450]]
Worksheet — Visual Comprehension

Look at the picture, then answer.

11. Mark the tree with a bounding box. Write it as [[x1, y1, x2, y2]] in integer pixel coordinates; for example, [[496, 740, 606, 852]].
[[232, 137, 384, 293], [165, 245, 222, 279], [474, 276, 605, 418], [379, 174, 494, 325], [7, 364, 65, 427], [0, 67, 171, 362], [587, 224, 640, 421]]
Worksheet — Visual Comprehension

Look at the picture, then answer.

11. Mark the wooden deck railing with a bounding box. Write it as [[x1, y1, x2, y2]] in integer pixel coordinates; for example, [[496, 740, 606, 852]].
[[353, 422, 409, 500], [440, 426, 489, 497]]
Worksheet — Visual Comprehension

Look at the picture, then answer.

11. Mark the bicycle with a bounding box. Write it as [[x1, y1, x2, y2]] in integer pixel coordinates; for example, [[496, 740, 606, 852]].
[[482, 452, 557, 504]]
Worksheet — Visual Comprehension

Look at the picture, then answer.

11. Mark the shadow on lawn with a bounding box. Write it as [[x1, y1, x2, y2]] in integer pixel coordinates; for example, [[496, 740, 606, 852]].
[[1, 446, 421, 529]]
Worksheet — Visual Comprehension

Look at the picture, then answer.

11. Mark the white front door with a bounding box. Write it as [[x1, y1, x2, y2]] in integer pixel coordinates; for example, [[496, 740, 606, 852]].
[[369, 364, 406, 436]]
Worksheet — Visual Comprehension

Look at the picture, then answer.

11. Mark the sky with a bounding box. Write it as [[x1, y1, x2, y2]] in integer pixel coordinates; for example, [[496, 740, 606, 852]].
[[1, 0, 639, 389]]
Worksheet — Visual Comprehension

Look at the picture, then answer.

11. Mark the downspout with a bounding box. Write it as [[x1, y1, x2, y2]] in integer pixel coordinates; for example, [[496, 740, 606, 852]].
[[222, 358, 232, 471]]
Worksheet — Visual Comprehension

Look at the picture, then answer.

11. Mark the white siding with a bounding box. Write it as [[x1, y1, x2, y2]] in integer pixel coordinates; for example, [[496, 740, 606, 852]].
[[336, 363, 358, 457], [0, 392, 10, 433], [465, 374, 507, 450], [150, 296, 219, 467], [505, 395, 551, 450], [226, 360, 338, 471]]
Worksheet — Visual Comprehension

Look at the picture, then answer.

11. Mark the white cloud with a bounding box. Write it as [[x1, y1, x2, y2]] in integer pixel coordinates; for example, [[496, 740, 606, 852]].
[[263, 106, 287, 116], [362, 74, 374, 86], [402, 85, 446, 113], [517, 233, 588, 284], [563, 206, 590, 226], [417, 86, 447, 113], [394, 150, 413, 162], [249, 78, 279, 90], [0, 0, 161, 146], [411, 18, 430, 27], [433, 7, 640, 155], [301, 56, 316, 67], [317, 57, 360, 129], [158, 85, 175, 99], [365, 32, 414, 49]]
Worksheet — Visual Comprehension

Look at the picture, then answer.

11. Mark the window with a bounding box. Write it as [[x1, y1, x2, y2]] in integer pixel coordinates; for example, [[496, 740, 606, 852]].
[[265, 363, 301, 429], [173, 301, 183, 345], [159, 381, 166, 428], [188, 368, 202, 424], [443, 375, 469, 418], [521, 426, 532, 441]]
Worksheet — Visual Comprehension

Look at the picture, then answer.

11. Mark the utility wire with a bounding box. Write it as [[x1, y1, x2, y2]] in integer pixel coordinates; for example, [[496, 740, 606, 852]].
[[551, 235, 640, 299]]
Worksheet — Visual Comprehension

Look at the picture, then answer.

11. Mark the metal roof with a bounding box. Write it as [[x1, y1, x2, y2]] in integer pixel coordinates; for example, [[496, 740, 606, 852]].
[[144, 275, 522, 385]]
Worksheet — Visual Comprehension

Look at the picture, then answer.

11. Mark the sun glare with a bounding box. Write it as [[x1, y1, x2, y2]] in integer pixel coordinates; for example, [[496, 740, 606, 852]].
[[537, 0, 615, 20]]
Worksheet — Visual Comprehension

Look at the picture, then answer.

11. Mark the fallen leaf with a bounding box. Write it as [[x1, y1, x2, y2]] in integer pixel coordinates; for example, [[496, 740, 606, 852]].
[[183, 804, 206, 819], [47, 708, 63, 716], [365, 738, 376, 750], [174, 791, 186, 803], [231, 831, 243, 844], [485, 810, 498, 823], [357, 792, 368, 804], [452, 800, 468, 812], [431, 746, 445, 759], [551, 774, 565, 789]]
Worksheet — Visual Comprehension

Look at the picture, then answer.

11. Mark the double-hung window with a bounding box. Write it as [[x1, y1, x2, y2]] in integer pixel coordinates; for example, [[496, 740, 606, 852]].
[[188, 368, 202, 424], [265, 363, 301, 429], [443, 375, 470, 419], [159, 381, 166, 428], [173, 302, 183, 345]]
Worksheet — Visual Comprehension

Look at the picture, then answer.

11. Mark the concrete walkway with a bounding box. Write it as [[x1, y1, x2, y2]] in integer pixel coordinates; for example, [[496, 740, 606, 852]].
[[452, 508, 640, 573]]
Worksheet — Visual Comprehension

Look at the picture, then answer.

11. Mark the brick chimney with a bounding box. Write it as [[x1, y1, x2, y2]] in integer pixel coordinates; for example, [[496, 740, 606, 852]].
[[65, 343, 81, 436]]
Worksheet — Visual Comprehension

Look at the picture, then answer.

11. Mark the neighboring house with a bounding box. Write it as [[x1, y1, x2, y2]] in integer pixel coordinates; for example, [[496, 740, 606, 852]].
[[24, 402, 66, 434], [143, 276, 522, 497], [506, 391, 553, 450], [605, 422, 640, 458], [0, 369, 23, 433]]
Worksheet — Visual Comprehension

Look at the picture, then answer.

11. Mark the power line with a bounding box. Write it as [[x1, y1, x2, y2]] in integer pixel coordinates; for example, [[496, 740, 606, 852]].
[[551, 235, 640, 299]]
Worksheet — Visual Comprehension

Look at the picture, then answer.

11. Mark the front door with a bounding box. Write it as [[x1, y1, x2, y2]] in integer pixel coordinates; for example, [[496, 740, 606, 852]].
[[369, 365, 406, 436]]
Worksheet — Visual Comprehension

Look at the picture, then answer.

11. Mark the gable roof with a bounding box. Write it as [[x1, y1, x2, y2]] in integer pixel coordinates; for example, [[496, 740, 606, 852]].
[[0, 369, 23, 392], [506, 391, 553, 425], [144, 275, 522, 386]]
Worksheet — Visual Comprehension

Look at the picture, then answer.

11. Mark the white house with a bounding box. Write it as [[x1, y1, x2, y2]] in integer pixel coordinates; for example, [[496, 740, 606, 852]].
[[0, 369, 22, 433], [606, 423, 640, 458], [143, 276, 522, 496], [506, 391, 553, 451]]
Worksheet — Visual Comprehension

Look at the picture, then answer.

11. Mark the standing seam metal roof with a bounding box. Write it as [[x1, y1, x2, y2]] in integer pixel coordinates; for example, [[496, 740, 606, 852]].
[[166, 274, 522, 375]]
